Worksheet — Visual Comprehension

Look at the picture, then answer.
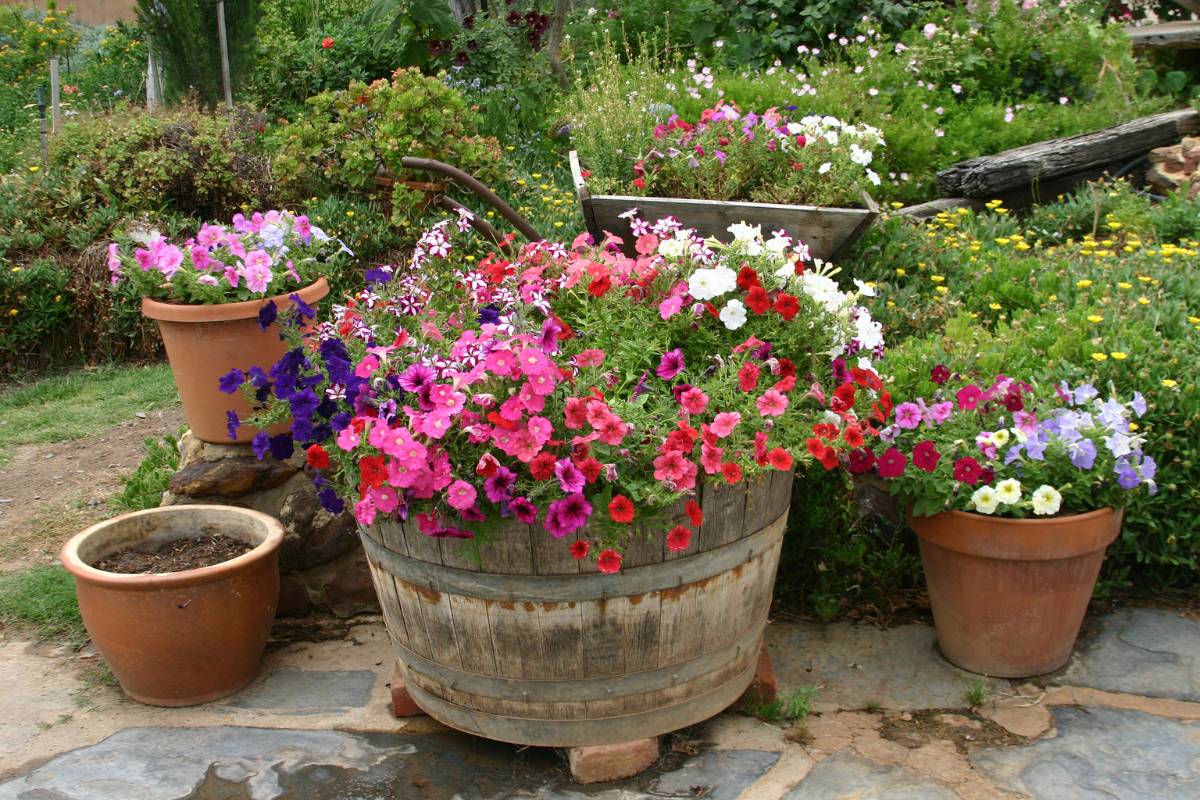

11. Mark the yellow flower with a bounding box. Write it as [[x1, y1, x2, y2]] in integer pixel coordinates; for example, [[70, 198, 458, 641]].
[[1110, 352, 1127, 360], [1117, 282, 1132, 289], [345, 210, 354, 217], [930, 275, 945, 283], [1048, 294, 1058, 301], [1106, 221, 1122, 230], [1087, 315, 1103, 323], [10, 266, 19, 273], [1129, 422, 1139, 431], [1091, 352, 1108, 361], [1162, 379, 1178, 388], [995, 237, 1010, 246], [935, 286, 949, 295], [553, 221, 564, 228], [54, 294, 61, 301], [889, 201, 904, 209], [989, 303, 1002, 310], [28, 166, 39, 172], [894, 268, 906, 276], [7, 308, 16, 316], [1076, 280, 1093, 288], [1137, 297, 1150, 306], [1189, 316, 1200, 324]]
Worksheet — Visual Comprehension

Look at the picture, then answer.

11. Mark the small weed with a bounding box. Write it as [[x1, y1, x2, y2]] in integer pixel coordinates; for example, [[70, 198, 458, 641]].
[[111, 432, 182, 512], [744, 687, 818, 722], [0, 565, 84, 642], [73, 662, 119, 707], [865, 699, 883, 713], [963, 678, 990, 708]]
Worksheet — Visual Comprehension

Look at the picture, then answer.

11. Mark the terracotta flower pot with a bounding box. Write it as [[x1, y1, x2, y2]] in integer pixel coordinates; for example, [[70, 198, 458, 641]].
[[910, 507, 1123, 678], [142, 278, 329, 444], [61, 505, 284, 707]]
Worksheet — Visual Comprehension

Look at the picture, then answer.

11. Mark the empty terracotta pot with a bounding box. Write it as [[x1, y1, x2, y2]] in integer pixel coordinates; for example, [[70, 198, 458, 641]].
[[910, 507, 1123, 678], [61, 505, 284, 706], [142, 278, 329, 443]]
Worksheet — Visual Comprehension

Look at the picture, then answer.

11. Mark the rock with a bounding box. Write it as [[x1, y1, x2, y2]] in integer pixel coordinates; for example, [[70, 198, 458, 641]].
[[276, 576, 311, 618], [389, 661, 425, 718], [935, 713, 983, 730], [280, 490, 357, 570], [782, 751, 959, 799], [226, 668, 377, 712], [905, 740, 973, 784], [168, 456, 297, 498], [568, 738, 659, 784], [1147, 136, 1200, 199], [981, 704, 1051, 738], [323, 558, 380, 617]]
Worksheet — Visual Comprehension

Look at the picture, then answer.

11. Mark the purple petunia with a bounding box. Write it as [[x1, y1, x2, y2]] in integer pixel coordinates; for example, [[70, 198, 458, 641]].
[[656, 348, 685, 380], [289, 293, 315, 319], [226, 410, 240, 440], [543, 493, 593, 539], [251, 431, 270, 460], [218, 368, 244, 395], [398, 363, 436, 393]]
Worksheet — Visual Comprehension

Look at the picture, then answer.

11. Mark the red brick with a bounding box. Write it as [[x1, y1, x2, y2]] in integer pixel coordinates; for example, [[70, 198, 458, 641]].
[[568, 737, 659, 784], [389, 660, 425, 718], [737, 645, 778, 707]]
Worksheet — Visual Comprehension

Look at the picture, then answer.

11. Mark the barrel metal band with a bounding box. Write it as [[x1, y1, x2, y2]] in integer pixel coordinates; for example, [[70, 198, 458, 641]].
[[396, 626, 763, 703], [359, 509, 787, 603]]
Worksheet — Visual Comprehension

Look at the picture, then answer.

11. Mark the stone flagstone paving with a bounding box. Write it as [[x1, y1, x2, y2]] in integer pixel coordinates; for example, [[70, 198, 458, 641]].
[[0, 609, 1197, 798]]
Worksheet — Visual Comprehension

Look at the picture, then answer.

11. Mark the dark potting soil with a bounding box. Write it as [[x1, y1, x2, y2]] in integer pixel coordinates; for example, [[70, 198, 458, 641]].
[[95, 534, 253, 574]]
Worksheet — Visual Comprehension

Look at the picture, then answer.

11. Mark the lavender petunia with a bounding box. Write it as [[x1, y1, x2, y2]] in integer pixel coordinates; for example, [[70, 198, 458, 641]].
[[251, 431, 270, 460], [1115, 460, 1140, 490], [1069, 439, 1097, 470]]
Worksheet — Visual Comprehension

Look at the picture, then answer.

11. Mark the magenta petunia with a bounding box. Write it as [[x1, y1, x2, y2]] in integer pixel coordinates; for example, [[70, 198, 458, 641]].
[[544, 493, 593, 538], [657, 348, 685, 380]]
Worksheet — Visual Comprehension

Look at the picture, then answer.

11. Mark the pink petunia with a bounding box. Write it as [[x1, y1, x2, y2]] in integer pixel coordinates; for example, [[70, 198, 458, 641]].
[[710, 411, 741, 438], [575, 349, 606, 368], [755, 389, 789, 417], [446, 480, 478, 511], [894, 402, 922, 429], [679, 387, 710, 415]]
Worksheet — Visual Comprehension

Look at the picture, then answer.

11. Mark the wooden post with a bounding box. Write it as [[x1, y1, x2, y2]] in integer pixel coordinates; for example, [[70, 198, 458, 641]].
[[216, 0, 233, 109], [146, 44, 160, 111], [48, 56, 61, 133], [36, 86, 49, 167]]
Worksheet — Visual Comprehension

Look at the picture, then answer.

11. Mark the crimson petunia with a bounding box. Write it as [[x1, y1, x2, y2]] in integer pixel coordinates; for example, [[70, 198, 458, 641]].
[[666, 525, 693, 552], [306, 444, 330, 470], [912, 440, 941, 473], [597, 548, 623, 573], [570, 540, 590, 560], [877, 447, 907, 479], [953, 456, 983, 485], [608, 495, 635, 524], [685, 499, 704, 528]]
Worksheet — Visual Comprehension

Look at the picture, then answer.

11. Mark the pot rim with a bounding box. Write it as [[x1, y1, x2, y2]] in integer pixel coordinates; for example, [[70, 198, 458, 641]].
[[140, 277, 329, 323], [909, 506, 1119, 526], [61, 505, 285, 590]]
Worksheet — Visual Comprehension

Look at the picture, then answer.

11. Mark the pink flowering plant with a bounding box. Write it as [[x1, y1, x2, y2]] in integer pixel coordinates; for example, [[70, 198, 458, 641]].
[[228, 211, 884, 570], [108, 210, 350, 305], [857, 367, 1158, 519], [593, 102, 884, 208]]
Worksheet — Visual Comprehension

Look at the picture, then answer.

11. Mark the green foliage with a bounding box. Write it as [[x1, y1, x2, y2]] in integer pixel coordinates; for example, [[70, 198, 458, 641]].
[[112, 432, 182, 512], [963, 678, 989, 708], [744, 686, 818, 722], [136, 0, 261, 106], [0, 258, 72, 367], [0, 566, 83, 641], [270, 67, 509, 230]]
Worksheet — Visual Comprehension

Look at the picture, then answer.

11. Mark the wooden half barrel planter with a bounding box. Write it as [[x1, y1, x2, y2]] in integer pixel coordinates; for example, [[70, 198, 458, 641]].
[[570, 151, 878, 261], [360, 471, 793, 749]]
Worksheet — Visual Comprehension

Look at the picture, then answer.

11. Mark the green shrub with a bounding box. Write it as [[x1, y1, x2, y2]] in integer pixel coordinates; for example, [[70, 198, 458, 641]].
[[135, 0, 261, 105], [270, 67, 508, 229], [0, 258, 72, 368], [112, 432, 181, 512]]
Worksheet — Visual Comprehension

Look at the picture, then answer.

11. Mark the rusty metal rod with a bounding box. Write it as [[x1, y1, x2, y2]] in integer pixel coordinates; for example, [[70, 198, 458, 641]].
[[400, 156, 543, 243]]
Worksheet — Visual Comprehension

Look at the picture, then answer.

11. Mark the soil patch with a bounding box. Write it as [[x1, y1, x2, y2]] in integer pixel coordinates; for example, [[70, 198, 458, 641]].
[[95, 534, 251, 574], [0, 407, 185, 572], [880, 709, 1025, 752]]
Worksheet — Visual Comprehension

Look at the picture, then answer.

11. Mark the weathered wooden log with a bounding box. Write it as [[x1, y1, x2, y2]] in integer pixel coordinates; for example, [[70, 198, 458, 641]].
[[936, 110, 1200, 198], [896, 197, 985, 220], [360, 470, 793, 747], [1127, 21, 1200, 50]]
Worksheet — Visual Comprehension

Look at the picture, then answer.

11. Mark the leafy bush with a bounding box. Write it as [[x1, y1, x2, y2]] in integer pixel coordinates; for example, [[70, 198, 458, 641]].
[[112, 432, 181, 512], [270, 67, 508, 228], [0, 258, 72, 367]]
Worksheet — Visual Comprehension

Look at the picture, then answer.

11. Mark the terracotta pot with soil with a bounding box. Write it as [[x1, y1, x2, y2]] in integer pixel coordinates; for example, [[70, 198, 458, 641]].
[[61, 505, 284, 706], [142, 278, 329, 444], [909, 507, 1123, 678]]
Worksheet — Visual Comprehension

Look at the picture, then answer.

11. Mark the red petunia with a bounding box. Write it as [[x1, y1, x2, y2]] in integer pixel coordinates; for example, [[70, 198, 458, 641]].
[[597, 548, 623, 573], [745, 285, 772, 314], [912, 440, 941, 473], [953, 456, 983, 485], [578, 457, 603, 484], [721, 462, 743, 484], [877, 447, 907, 479], [774, 293, 800, 321], [737, 265, 761, 290], [306, 444, 330, 470], [321, 36, 335, 49], [588, 275, 612, 298], [738, 362, 761, 392], [843, 425, 865, 449], [570, 540, 590, 560], [807, 437, 829, 459], [529, 451, 557, 481], [767, 447, 795, 471], [777, 357, 797, 380], [930, 364, 950, 385], [667, 525, 692, 552], [632, 177, 646, 190], [832, 382, 857, 411], [684, 499, 704, 528], [608, 495, 635, 524], [359, 455, 386, 489], [847, 448, 876, 474]]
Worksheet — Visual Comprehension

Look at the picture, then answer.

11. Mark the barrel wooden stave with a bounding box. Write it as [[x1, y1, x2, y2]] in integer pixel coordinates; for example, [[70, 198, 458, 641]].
[[362, 471, 793, 747]]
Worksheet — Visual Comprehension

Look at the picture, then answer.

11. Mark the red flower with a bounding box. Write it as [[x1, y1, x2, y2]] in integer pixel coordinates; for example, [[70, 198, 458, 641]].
[[632, 177, 646, 190], [777, 357, 797, 379], [737, 265, 761, 290], [912, 440, 941, 473], [847, 449, 876, 474], [321, 36, 335, 49], [774, 376, 796, 393], [953, 456, 983, 485], [684, 499, 704, 527], [738, 362, 761, 392], [608, 495, 635, 524], [588, 275, 612, 298], [843, 425, 865, 449], [773, 293, 800, 321], [529, 451, 557, 480], [930, 364, 950, 385], [721, 462, 743, 484], [578, 457, 602, 483], [832, 382, 857, 411], [667, 525, 692, 552], [745, 285, 772, 315], [597, 548, 623, 573], [359, 455, 386, 489], [570, 540, 590, 560], [767, 447, 795, 471], [306, 444, 330, 470], [956, 385, 983, 410], [807, 437, 829, 459], [877, 447, 907, 478]]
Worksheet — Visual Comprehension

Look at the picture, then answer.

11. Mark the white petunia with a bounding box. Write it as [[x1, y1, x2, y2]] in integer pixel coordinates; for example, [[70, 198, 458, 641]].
[[658, 237, 686, 258], [971, 486, 1000, 515], [727, 221, 763, 244], [1031, 485, 1062, 516], [719, 299, 747, 330], [853, 279, 876, 297], [990, 429, 1011, 447], [995, 479, 1022, 505], [687, 266, 738, 301], [818, 162, 832, 175]]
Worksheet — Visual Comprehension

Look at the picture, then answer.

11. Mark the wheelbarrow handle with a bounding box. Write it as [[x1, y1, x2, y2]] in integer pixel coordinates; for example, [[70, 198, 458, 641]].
[[400, 157, 543, 244]]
